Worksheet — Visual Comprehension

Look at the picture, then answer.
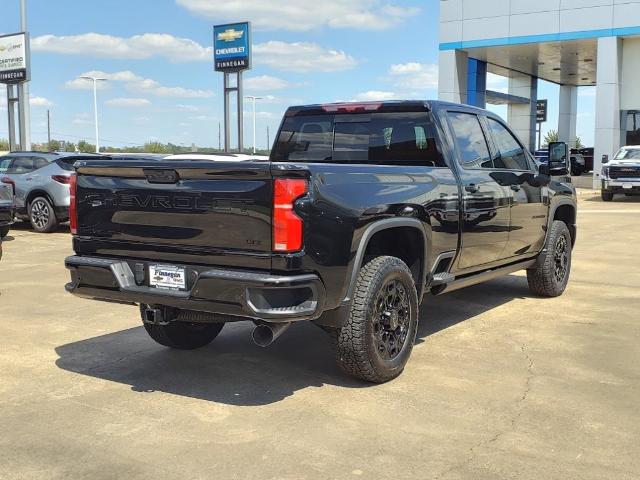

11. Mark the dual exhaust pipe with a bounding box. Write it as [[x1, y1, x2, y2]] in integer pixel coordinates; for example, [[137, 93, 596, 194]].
[[252, 322, 291, 347]]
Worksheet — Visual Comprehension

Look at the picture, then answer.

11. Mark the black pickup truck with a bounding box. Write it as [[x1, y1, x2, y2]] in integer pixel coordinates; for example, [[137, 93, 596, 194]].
[[65, 101, 577, 383]]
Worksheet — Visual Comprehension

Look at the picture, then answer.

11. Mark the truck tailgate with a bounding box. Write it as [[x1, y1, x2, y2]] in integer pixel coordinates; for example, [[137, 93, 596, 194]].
[[74, 160, 273, 266]]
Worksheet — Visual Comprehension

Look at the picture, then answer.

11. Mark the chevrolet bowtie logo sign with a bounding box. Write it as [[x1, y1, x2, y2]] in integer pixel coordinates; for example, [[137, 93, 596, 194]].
[[218, 29, 244, 42]]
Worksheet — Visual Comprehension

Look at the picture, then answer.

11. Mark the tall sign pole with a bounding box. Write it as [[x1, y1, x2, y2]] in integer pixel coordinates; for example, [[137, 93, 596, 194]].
[[214, 22, 251, 153], [536, 99, 548, 150], [18, 0, 31, 150], [1, 32, 30, 151]]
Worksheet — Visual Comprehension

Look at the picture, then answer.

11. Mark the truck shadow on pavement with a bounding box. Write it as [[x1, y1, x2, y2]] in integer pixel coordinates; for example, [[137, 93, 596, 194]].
[[55, 274, 532, 406]]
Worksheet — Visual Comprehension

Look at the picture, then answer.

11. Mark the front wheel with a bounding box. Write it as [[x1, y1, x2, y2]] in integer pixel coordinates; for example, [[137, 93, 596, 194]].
[[601, 190, 614, 202], [334, 256, 419, 383], [29, 197, 58, 233], [527, 220, 572, 297]]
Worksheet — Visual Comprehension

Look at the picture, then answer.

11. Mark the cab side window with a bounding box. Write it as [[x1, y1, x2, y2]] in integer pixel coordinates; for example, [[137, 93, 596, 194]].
[[486, 118, 531, 171], [447, 112, 492, 169]]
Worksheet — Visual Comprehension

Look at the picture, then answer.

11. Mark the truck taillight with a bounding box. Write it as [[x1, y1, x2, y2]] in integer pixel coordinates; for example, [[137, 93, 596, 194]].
[[69, 174, 78, 235], [273, 178, 308, 253], [1, 177, 15, 196]]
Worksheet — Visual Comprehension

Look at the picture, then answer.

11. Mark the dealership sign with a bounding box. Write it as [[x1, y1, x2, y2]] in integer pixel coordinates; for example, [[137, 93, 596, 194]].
[[0, 32, 29, 85], [536, 99, 548, 123], [214, 22, 251, 72]]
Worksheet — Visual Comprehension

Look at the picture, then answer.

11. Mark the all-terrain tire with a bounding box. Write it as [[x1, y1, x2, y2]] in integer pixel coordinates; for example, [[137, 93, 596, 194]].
[[601, 191, 614, 202], [29, 196, 58, 233], [141, 308, 224, 350], [527, 220, 572, 297], [334, 256, 419, 383]]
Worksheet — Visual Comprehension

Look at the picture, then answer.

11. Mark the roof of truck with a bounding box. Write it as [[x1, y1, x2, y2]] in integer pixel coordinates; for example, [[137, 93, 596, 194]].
[[164, 153, 270, 162], [285, 100, 492, 116]]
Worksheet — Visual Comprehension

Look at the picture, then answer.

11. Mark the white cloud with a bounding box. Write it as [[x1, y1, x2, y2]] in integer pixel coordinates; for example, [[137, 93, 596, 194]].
[[176, 104, 202, 112], [105, 98, 152, 108], [33, 33, 212, 62], [67, 71, 214, 99], [389, 62, 438, 91], [30, 96, 54, 107], [72, 113, 92, 125], [177, 0, 419, 31], [254, 41, 357, 73], [352, 90, 399, 101], [487, 73, 508, 94], [245, 75, 297, 91], [127, 79, 213, 98]]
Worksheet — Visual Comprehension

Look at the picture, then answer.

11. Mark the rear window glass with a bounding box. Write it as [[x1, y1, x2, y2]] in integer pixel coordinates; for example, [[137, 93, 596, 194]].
[[0, 157, 11, 174], [272, 112, 446, 167]]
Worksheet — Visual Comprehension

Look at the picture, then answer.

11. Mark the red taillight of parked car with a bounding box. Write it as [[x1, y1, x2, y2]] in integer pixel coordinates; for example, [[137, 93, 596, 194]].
[[1, 177, 16, 196], [273, 178, 308, 253], [51, 175, 73, 184], [69, 174, 78, 235]]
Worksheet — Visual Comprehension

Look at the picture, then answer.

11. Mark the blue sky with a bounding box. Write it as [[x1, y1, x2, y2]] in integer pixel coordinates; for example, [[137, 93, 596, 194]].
[[0, 0, 595, 149]]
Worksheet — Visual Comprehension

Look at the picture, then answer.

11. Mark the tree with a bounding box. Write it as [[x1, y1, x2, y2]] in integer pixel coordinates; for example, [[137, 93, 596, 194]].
[[543, 130, 559, 146], [143, 141, 169, 154], [77, 140, 96, 153], [0, 138, 10, 151], [575, 136, 585, 149]]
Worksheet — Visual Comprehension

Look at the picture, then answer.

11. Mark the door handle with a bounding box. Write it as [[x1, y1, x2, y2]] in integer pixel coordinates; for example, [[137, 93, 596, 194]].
[[465, 184, 479, 194], [510, 185, 521, 192]]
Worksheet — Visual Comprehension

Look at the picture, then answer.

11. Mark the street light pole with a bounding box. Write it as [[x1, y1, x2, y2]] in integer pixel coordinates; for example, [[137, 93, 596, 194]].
[[244, 96, 262, 154], [80, 76, 107, 153]]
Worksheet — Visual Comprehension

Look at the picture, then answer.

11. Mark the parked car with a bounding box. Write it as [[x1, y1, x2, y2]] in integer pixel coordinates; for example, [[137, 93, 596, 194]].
[[601, 145, 640, 201], [0, 176, 15, 239], [0, 152, 103, 232], [65, 101, 577, 383]]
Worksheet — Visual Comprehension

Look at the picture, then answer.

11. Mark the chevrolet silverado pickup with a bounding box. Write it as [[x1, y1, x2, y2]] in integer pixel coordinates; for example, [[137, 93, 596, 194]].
[[65, 101, 577, 383]]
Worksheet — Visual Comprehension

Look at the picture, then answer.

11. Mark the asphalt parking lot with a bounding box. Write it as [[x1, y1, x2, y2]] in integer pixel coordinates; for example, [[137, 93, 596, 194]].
[[1, 192, 639, 480]]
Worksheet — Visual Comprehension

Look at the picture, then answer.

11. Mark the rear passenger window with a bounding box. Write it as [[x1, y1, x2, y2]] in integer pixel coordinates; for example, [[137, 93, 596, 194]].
[[447, 112, 492, 169], [272, 112, 446, 167], [10, 157, 36, 174], [486, 118, 531, 171], [31, 157, 50, 170]]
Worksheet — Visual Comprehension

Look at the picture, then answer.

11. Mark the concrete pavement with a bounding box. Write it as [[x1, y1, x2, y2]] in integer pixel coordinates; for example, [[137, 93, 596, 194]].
[[0, 193, 638, 480]]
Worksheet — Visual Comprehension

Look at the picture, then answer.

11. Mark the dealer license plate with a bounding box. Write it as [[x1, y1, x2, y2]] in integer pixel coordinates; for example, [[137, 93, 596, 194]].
[[149, 264, 186, 291], [623, 183, 633, 190]]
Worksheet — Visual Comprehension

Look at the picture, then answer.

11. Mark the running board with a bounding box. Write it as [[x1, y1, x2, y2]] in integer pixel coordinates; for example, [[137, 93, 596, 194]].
[[431, 259, 536, 296]]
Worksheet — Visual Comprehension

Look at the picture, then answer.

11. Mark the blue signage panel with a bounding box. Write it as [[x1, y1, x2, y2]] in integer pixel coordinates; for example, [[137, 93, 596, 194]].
[[214, 22, 251, 72]]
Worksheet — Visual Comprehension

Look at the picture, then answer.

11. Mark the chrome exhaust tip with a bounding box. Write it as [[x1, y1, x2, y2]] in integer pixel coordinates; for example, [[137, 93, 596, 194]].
[[252, 322, 291, 347]]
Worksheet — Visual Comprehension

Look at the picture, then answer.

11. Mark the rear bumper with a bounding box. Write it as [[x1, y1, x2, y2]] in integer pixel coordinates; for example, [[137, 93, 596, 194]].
[[65, 256, 326, 322]]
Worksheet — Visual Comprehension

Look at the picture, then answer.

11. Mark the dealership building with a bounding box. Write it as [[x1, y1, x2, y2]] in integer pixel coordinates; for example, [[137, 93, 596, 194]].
[[438, 0, 640, 185]]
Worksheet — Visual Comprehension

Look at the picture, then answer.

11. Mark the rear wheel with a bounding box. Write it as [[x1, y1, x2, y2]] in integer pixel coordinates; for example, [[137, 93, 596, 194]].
[[601, 190, 614, 202], [0, 226, 9, 238], [29, 197, 58, 233], [527, 220, 572, 297], [334, 256, 419, 383]]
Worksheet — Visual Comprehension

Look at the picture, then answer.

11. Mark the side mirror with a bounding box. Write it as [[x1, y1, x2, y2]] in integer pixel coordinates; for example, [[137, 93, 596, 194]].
[[548, 142, 569, 176], [602, 154, 609, 164], [538, 164, 549, 176]]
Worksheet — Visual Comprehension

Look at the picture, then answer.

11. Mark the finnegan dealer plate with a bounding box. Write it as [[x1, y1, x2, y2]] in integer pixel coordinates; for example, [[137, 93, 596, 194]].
[[149, 264, 186, 290]]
